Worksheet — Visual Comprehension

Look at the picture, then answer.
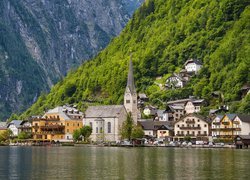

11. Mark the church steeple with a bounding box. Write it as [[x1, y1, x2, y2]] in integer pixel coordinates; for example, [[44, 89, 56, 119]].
[[126, 54, 136, 94], [124, 54, 138, 123]]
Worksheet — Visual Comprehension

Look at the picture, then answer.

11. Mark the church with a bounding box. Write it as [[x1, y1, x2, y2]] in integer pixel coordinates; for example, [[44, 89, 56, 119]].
[[83, 56, 138, 142]]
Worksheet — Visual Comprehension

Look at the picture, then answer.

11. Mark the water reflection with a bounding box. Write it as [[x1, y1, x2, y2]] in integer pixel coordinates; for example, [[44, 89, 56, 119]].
[[0, 147, 250, 179]]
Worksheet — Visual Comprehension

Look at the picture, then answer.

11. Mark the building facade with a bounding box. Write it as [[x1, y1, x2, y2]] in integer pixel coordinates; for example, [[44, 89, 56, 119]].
[[174, 114, 210, 141], [83, 105, 127, 142]]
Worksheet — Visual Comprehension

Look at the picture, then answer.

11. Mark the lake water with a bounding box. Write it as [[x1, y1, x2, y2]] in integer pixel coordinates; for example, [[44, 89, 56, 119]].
[[0, 146, 249, 179]]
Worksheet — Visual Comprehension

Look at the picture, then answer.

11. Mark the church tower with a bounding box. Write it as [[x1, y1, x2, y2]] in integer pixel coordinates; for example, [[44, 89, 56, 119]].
[[124, 55, 138, 123]]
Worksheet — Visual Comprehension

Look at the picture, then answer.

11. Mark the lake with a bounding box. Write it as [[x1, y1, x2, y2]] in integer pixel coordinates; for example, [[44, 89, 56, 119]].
[[0, 146, 249, 179]]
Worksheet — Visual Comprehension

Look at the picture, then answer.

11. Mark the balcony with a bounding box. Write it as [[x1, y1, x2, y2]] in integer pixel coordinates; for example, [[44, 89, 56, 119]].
[[233, 121, 240, 124], [222, 122, 230, 125], [197, 134, 207, 136], [33, 131, 64, 135], [211, 128, 241, 131], [40, 125, 65, 130], [179, 126, 201, 130], [186, 120, 195, 124], [213, 122, 220, 125]]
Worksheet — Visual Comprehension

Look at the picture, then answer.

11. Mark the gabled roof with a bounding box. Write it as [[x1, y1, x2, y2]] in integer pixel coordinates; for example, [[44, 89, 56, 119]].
[[157, 124, 173, 131], [44, 106, 83, 120], [167, 98, 190, 105], [184, 59, 203, 66], [138, 93, 148, 99], [7, 120, 22, 128], [84, 105, 126, 118], [175, 113, 209, 124], [138, 120, 172, 131], [223, 114, 237, 121], [169, 105, 184, 110], [235, 114, 250, 123]]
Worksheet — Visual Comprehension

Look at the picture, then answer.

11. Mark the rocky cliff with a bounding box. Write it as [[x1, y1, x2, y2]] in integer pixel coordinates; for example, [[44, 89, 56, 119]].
[[0, 0, 143, 120]]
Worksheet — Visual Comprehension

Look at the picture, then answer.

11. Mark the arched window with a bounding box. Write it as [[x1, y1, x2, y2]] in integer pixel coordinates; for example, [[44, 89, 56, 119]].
[[108, 122, 111, 133]]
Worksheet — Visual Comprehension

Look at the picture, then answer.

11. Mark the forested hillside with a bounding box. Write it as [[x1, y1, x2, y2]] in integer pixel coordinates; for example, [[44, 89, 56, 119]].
[[20, 0, 250, 119]]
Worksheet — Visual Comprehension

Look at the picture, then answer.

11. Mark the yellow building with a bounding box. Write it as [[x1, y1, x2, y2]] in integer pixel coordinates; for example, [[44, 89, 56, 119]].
[[32, 105, 83, 142], [211, 114, 237, 138], [157, 125, 173, 139]]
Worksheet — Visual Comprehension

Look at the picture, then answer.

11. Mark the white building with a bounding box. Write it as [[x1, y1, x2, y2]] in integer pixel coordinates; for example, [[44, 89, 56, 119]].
[[211, 115, 223, 137], [165, 73, 187, 89], [174, 114, 210, 141], [143, 105, 157, 116], [7, 120, 22, 136], [233, 115, 250, 135], [184, 99, 205, 114], [83, 105, 127, 142], [184, 59, 203, 74]]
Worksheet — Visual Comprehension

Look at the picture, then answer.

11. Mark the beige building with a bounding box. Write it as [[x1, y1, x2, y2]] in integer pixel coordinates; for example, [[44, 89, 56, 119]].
[[32, 105, 83, 141], [184, 99, 204, 114], [174, 114, 209, 141]]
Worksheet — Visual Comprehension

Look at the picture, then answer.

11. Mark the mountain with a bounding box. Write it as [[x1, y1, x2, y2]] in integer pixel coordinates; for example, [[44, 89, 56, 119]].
[[20, 0, 250, 119], [0, 0, 143, 120]]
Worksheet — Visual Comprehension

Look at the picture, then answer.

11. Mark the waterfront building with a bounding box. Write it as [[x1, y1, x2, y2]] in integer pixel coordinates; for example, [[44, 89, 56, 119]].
[[83, 105, 127, 142], [138, 120, 172, 138], [212, 114, 250, 138], [174, 114, 210, 141], [7, 120, 22, 137], [32, 105, 83, 141], [157, 125, 174, 140], [143, 105, 157, 116], [211, 114, 236, 138]]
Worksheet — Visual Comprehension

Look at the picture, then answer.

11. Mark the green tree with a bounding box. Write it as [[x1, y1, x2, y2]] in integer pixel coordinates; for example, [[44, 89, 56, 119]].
[[131, 125, 144, 139], [73, 129, 81, 142], [0, 129, 13, 142], [120, 113, 134, 140], [18, 131, 32, 139], [80, 126, 92, 142]]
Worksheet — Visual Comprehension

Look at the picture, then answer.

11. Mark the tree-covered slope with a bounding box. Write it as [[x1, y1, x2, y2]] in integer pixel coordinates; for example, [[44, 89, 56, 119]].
[[20, 0, 250, 118]]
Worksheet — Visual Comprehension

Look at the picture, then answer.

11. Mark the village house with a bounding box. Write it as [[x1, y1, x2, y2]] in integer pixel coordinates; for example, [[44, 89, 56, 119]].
[[157, 124, 174, 140], [7, 120, 23, 137], [168, 105, 185, 121], [184, 59, 203, 74], [184, 99, 205, 114], [154, 110, 169, 121], [32, 105, 83, 142], [211, 114, 236, 138], [212, 114, 250, 139], [174, 114, 210, 141], [83, 56, 139, 142], [165, 73, 187, 89], [143, 105, 158, 116], [138, 120, 173, 139]]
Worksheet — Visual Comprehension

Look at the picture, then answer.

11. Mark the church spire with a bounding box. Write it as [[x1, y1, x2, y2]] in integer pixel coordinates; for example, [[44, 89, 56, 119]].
[[126, 54, 136, 94]]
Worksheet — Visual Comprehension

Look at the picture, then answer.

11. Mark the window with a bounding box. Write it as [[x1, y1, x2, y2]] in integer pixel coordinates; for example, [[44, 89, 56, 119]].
[[204, 124, 207, 127], [192, 131, 195, 135], [67, 129, 69, 133], [96, 127, 98, 133], [67, 136, 69, 140], [204, 131, 207, 135], [126, 100, 130, 103], [67, 123, 69, 126], [100, 127, 103, 133], [198, 124, 200, 127], [108, 122, 111, 133], [77, 123, 79, 127], [198, 119, 200, 122], [133, 100, 136, 104], [90, 122, 92, 128], [177, 125, 180, 127]]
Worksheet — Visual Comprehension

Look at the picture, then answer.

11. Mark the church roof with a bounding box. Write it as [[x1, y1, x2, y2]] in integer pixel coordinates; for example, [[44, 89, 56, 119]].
[[84, 105, 126, 118], [126, 55, 136, 94]]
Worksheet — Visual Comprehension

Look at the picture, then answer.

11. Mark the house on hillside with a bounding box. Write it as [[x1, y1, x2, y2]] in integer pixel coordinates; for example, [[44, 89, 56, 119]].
[[184, 59, 203, 74], [174, 114, 210, 141], [143, 105, 158, 116], [83, 105, 127, 142], [184, 99, 205, 114], [168, 105, 185, 121], [165, 73, 187, 89], [0, 122, 7, 134]]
